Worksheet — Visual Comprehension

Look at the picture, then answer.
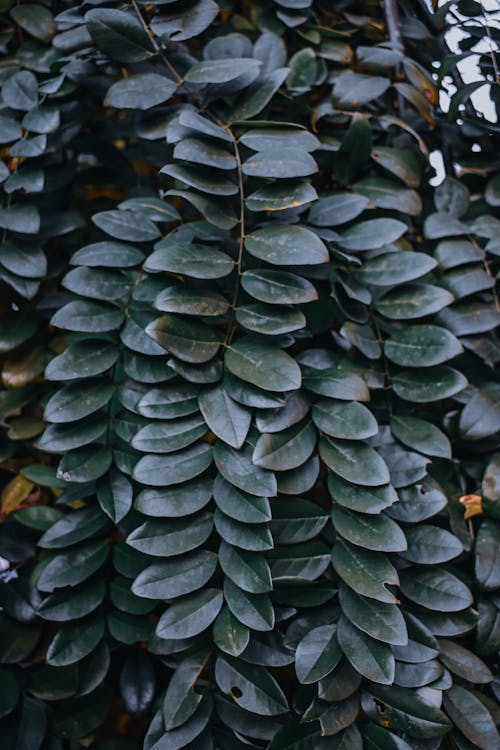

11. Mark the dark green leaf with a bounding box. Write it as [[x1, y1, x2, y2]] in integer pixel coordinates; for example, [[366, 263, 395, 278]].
[[219, 541, 272, 594], [160, 163, 239, 196], [224, 578, 274, 631], [225, 337, 301, 393], [213, 475, 271, 523], [39, 506, 108, 549], [11, 3, 55, 41], [215, 656, 288, 716], [105, 74, 177, 109], [0, 205, 40, 234], [331, 538, 398, 603], [156, 588, 223, 639], [228, 68, 289, 121], [399, 568, 473, 611], [339, 584, 407, 645], [2, 71, 38, 110], [333, 70, 390, 105], [242, 149, 317, 179], [404, 525, 463, 564], [475, 519, 500, 590], [152, 0, 218, 42], [127, 513, 213, 557], [364, 685, 451, 738], [295, 625, 342, 684], [134, 479, 212, 518], [57, 446, 112, 483], [199, 386, 251, 449], [312, 401, 377, 440], [0, 242, 46, 279], [328, 474, 397, 515], [47, 617, 105, 666], [97, 469, 133, 523], [253, 421, 316, 471], [133, 443, 213, 486], [37, 541, 109, 592], [167, 189, 237, 230], [214, 508, 273, 552], [213, 606, 250, 657], [390, 415, 451, 459], [39, 414, 108, 453], [385, 325, 463, 367], [443, 686, 499, 750], [132, 551, 218, 599], [332, 506, 407, 552], [120, 651, 155, 716], [71, 242, 144, 268], [354, 177, 421, 215], [174, 137, 237, 170], [93, 210, 160, 242], [339, 219, 406, 251], [356, 251, 436, 286], [320, 437, 390, 487], [241, 269, 318, 304], [51, 301, 123, 333], [236, 304, 306, 336], [337, 614, 394, 685], [392, 367, 467, 402], [85, 8, 156, 63], [214, 441, 277, 498], [146, 241, 234, 278], [185, 58, 261, 83], [44, 380, 114, 424], [271, 499, 328, 544], [459, 384, 500, 440], [245, 225, 329, 265], [439, 639, 492, 683], [309, 193, 369, 226], [376, 283, 454, 319], [155, 284, 229, 317], [246, 181, 318, 212]]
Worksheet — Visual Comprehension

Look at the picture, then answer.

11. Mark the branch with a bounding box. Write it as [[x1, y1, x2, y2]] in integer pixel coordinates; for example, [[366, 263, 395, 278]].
[[411, 0, 477, 117], [384, 0, 404, 52], [383, 0, 405, 115], [412, 0, 442, 33]]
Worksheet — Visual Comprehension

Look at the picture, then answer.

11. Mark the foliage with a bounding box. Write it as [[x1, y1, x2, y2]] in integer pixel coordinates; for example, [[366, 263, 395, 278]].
[[0, 0, 499, 749]]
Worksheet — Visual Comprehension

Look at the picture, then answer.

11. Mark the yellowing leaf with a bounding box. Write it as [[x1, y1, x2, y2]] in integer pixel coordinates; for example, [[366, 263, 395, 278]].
[[460, 494, 483, 519], [1, 475, 35, 516]]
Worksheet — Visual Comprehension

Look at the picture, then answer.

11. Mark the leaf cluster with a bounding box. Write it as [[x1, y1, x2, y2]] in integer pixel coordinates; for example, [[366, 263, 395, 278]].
[[0, 1, 499, 749]]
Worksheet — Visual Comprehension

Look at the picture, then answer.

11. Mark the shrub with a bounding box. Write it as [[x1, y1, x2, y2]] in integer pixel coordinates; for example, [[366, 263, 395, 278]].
[[0, 1, 499, 748]]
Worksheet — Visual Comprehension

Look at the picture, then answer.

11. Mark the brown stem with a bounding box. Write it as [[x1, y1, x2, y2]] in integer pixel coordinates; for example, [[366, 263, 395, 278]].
[[131, 0, 185, 88]]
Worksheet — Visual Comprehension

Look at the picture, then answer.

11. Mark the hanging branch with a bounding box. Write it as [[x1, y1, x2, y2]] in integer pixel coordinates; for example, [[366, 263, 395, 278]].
[[383, 0, 405, 115], [384, 0, 404, 52], [412, 0, 477, 117]]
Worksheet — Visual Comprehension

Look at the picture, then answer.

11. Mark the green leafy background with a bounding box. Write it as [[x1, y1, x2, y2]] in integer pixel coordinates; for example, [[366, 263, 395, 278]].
[[0, 1, 499, 749]]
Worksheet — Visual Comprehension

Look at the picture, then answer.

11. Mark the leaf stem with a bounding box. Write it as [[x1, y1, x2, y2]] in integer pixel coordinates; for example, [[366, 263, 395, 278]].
[[225, 129, 245, 348], [130, 0, 245, 351], [130, 0, 184, 87]]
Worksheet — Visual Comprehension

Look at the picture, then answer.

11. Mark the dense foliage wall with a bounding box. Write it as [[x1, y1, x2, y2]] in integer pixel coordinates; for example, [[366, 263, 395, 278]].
[[0, 1, 500, 748]]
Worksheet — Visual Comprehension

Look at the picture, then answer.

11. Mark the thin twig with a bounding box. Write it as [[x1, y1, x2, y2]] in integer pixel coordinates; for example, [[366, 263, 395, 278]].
[[412, 0, 478, 117], [130, 0, 184, 86], [225, 131, 245, 348], [383, 0, 406, 116], [479, 0, 500, 84], [384, 0, 404, 51]]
